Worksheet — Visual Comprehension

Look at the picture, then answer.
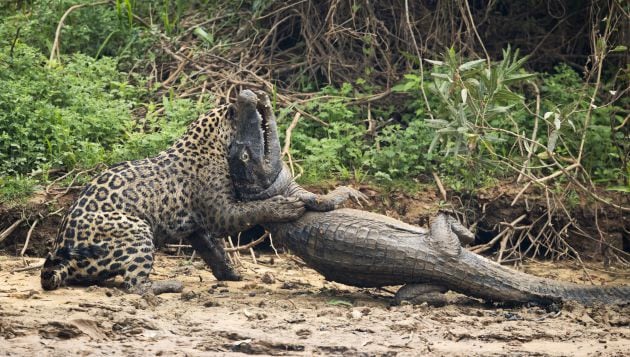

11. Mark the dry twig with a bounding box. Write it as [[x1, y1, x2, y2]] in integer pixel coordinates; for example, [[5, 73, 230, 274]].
[[20, 219, 39, 257], [49, 0, 111, 64]]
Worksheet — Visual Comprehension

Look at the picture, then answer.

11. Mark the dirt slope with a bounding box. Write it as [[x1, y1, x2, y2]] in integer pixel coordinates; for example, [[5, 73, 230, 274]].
[[1, 253, 629, 356]]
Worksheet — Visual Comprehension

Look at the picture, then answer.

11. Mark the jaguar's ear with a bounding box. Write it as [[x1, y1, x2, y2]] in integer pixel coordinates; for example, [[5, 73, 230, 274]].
[[42, 252, 55, 267], [226, 104, 236, 121]]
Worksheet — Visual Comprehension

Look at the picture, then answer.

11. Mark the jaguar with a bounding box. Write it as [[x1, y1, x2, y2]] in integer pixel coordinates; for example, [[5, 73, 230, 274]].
[[40, 90, 305, 293]]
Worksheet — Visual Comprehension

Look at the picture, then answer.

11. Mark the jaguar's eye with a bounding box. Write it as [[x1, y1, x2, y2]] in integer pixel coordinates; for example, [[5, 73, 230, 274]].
[[241, 150, 249, 162]]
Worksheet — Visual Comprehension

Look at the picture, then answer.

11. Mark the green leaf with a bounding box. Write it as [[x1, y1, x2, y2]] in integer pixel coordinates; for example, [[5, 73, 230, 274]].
[[392, 79, 417, 92], [487, 105, 514, 113], [430, 72, 452, 82], [374, 171, 392, 182], [428, 135, 440, 154], [193, 27, 214, 45], [327, 299, 353, 307], [503, 73, 536, 83], [606, 185, 630, 193], [425, 59, 444, 66], [610, 45, 628, 53], [458, 59, 486, 71], [424, 119, 450, 128], [493, 89, 523, 102], [124, 0, 133, 27]]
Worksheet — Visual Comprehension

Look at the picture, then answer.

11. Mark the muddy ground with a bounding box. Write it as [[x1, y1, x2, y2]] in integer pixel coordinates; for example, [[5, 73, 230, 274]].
[[1, 252, 629, 356], [1, 183, 629, 355]]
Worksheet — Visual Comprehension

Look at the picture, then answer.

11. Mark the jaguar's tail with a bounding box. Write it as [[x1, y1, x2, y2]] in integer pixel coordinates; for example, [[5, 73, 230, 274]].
[[40, 244, 107, 290], [40, 252, 69, 290]]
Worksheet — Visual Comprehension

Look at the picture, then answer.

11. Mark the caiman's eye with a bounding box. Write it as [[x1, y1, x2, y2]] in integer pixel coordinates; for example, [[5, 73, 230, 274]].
[[241, 150, 249, 162]]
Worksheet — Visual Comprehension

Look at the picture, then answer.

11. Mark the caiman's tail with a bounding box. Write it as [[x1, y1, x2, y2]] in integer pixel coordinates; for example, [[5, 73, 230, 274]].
[[457, 249, 630, 305], [40, 244, 107, 290], [431, 215, 630, 305]]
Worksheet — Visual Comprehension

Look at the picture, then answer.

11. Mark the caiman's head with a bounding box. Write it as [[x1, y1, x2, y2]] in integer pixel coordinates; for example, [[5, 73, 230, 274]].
[[228, 90, 283, 199]]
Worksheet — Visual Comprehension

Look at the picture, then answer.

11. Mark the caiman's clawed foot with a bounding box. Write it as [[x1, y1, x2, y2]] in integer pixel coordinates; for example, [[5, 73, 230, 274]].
[[394, 284, 449, 307], [301, 186, 369, 212], [340, 186, 370, 207]]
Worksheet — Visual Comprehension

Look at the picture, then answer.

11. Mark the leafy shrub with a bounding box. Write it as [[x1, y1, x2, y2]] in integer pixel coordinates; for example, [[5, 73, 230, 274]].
[[0, 44, 137, 174], [365, 120, 430, 182], [286, 85, 367, 182], [539, 64, 626, 183], [0, 0, 150, 64], [110, 97, 211, 162], [0, 175, 37, 204], [0, 43, 205, 178], [287, 47, 625, 190], [284, 83, 431, 184]]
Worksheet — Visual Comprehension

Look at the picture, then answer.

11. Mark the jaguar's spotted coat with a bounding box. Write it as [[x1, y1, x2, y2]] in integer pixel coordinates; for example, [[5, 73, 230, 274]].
[[40, 90, 305, 293]]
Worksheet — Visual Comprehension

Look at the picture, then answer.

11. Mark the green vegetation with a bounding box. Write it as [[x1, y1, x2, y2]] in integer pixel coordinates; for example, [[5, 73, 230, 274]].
[[0, 0, 628, 204], [283, 51, 627, 192], [0, 1, 209, 201], [0, 175, 38, 205], [0, 47, 135, 174]]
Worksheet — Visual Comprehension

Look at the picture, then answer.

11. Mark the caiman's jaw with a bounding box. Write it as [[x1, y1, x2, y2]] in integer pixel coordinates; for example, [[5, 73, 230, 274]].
[[228, 90, 283, 198]]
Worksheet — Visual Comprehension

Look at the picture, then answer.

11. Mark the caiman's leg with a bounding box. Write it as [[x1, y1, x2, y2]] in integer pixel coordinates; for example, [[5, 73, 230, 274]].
[[187, 231, 241, 281], [444, 215, 475, 246], [394, 284, 449, 306], [288, 182, 368, 212]]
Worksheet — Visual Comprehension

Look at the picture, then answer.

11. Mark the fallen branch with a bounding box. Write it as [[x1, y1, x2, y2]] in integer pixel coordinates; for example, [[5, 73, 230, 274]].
[[511, 162, 580, 206], [282, 112, 301, 158], [0, 218, 25, 244], [224, 232, 270, 253], [471, 214, 527, 255], [282, 112, 301, 176], [11, 262, 44, 273], [226, 236, 242, 266]]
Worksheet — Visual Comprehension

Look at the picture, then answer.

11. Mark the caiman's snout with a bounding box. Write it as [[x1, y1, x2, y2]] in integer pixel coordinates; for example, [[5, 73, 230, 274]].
[[236, 89, 259, 105], [235, 90, 272, 157], [229, 89, 283, 197]]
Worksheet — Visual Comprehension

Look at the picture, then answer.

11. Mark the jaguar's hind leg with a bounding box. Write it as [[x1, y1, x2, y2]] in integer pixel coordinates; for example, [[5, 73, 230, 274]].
[[110, 222, 182, 295], [117, 236, 155, 293]]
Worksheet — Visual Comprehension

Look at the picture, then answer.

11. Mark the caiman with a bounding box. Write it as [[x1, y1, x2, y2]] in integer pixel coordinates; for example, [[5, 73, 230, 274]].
[[227, 90, 630, 306]]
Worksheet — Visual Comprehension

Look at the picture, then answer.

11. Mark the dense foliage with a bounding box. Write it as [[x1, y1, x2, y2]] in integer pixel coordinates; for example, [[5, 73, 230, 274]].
[[0, 0, 628, 203], [285, 54, 628, 191]]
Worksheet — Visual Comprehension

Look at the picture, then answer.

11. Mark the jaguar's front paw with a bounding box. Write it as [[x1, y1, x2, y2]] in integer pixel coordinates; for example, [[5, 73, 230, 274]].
[[266, 195, 306, 222], [213, 268, 242, 281]]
